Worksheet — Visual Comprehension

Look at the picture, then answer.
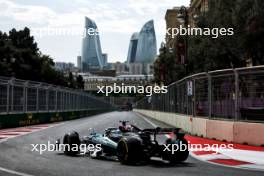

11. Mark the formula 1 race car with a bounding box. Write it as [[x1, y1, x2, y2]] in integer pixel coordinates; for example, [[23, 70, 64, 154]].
[[56, 121, 189, 165]]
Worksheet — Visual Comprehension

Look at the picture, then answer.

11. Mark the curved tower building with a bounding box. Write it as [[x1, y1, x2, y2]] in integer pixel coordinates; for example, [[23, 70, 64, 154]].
[[82, 17, 104, 72], [135, 20, 157, 63], [126, 32, 139, 64]]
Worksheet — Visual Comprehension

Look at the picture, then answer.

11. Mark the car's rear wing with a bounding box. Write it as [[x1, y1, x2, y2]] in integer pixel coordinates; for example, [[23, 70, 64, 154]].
[[141, 127, 180, 133], [141, 127, 185, 139]]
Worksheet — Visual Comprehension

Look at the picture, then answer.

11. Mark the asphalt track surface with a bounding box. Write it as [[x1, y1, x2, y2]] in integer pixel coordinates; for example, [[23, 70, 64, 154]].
[[0, 111, 263, 176]]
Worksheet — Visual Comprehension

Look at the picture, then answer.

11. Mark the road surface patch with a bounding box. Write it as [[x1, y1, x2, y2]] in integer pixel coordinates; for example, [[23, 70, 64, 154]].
[[0, 123, 61, 142]]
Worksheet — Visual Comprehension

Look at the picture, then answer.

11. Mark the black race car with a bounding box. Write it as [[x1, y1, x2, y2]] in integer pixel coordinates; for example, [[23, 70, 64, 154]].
[[56, 121, 189, 165]]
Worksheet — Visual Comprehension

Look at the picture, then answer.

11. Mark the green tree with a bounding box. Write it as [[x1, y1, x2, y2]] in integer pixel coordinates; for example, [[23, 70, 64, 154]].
[[188, 0, 244, 73], [188, 0, 264, 73], [154, 50, 185, 85], [76, 75, 84, 89], [0, 27, 82, 89], [234, 0, 264, 65]]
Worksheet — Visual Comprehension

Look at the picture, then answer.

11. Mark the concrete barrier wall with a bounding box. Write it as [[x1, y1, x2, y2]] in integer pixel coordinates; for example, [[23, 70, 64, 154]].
[[206, 120, 234, 142], [0, 109, 113, 129], [192, 117, 207, 138], [234, 122, 264, 146], [134, 109, 264, 147], [136, 110, 192, 132]]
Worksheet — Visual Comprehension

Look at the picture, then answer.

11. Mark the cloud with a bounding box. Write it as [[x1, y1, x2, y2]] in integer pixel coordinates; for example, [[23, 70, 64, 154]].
[[128, 0, 189, 15], [0, 0, 136, 31], [0, 0, 190, 62], [0, 0, 56, 26], [0, 0, 189, 33]]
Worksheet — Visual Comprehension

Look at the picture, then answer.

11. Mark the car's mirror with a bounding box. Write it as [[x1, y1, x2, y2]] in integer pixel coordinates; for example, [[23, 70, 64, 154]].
[[89, 128, 95, 134]]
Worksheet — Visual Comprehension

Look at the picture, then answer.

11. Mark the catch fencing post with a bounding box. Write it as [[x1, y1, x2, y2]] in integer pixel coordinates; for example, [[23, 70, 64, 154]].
[[23, 81, 28, 112], [234, 69, 239, 120], [46, 87, 49, 112], [186, 80, 188, 114], [193, 78, 196, 117], [36, 84, 40, 112], [6, 80, 10, 113], [208, 73, 212, 118], [55, 89, 58, 111], [11, 80, 14, 112]]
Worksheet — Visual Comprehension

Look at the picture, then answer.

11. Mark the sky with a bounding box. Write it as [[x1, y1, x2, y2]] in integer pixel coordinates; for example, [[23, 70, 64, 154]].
[[0, 0, 189, 65]]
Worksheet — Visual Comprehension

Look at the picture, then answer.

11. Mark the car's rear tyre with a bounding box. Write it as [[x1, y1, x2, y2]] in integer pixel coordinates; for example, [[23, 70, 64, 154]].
[[117, 137, 142, 165], [63, 131, 80, 156], [163, 138, 189, 164]]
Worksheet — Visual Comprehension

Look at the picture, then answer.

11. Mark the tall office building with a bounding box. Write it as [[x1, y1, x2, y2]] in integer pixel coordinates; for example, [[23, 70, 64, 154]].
[[135, 20, 157, 63], [82, 17, 104, 72], [165, 7, 181, 50], [102, 53, 108, 67], [126, 32, 139, 64], [126, 20, 157, 75], [126, 20, 157, 64], [77, 56, 82, 70]]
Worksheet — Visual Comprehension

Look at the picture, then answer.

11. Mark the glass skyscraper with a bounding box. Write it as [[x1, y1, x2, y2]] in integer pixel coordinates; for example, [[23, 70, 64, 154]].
[[82, 17, 104, 72], [127, 20, 157, 64], [126, 32, 139, 64]]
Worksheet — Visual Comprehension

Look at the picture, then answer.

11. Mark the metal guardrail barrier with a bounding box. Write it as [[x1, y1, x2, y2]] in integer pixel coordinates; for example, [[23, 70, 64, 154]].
[[0, 76, 113, 114], [135, 66, 264, 122]]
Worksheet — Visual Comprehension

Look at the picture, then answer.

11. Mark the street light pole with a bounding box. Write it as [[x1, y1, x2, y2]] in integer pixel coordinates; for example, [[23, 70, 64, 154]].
[[177, 6, 189, 114], [177, 6, 189, 76]]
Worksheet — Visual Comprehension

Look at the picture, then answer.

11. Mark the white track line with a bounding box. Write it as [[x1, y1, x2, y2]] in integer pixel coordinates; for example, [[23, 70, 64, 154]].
[[136, 112, 157, 128], [0, 166, 34, 176]]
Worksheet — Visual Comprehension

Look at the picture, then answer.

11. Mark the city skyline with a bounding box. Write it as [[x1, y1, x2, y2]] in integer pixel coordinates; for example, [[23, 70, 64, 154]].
[[0, 0, 189, 65]]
